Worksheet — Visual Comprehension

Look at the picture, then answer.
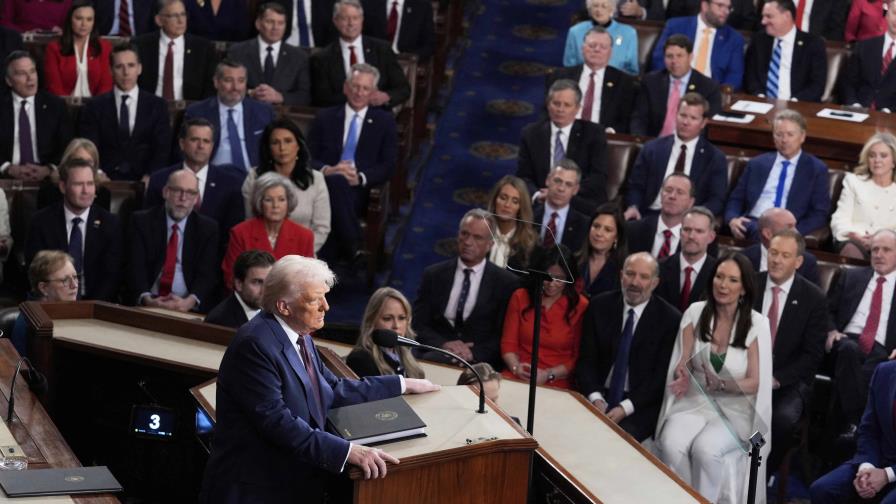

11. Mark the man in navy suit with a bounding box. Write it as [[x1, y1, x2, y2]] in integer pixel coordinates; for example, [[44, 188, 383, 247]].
[[630, 34, 721, 138], [80, 44, 172, 182], [205, 250, 275, 328], [650, 0, 745, 89], [24, 158, 122, 302], [725, 109, 830, 242], [625, 92, 726, 219], [811, 360, 896, 503], [841, 2, 896, 112], [743, 0, 827, 102], [127, 169, 219, 313], [307, 63, 397, 260], [200, 255, 439, 503], [741, 207, 821, 286], [532, 160, 590, 253], [267, 0, 337, 48], [655, 206, 718, 311], [626, 173, 695, 258], [361, 0, 435, 62], [183, 60, 275, 172]]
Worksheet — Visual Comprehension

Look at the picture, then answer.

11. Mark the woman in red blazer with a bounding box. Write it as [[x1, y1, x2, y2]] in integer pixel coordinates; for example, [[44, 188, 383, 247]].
[[43, 0, 113, 97], [845, 0, 888, 43], [223, 172, 314, 289]]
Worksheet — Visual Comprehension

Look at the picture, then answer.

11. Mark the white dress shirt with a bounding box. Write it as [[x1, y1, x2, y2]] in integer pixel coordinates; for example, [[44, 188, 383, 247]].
[[649, 134, 700, 210], [691, 15, 716, 78], [2, 93, 37, 172], [386, 0, 405, 53], [576, 66, 605, 123], [549, 122, 572, 165], [107, 0, 136, 35], [114, 86, 139, 134], [64, 205, 90, 294], [257, 37, 282, 68], [540, 202, 570, 244], [844, 270, 896, 346], [234, 291, 261, 321], [760, 243, 769, 272], [287, 0, 315, 47], [761, 273, 795, 325], [212, 101, 252, 169], [681, 252, 708, 288], [749, 151, 801, 218], [772, 27, 797, 100], [191, 164, 209, 201], [156, 33, 185, 100], [444, 258, 487, 326], [339, 36, 365, 76], [797, 0, 815, 32], [650, 220, 682, 257]]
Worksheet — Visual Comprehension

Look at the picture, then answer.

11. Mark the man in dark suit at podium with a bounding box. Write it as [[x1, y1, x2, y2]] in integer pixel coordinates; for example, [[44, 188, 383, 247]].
[[201, 255, 439, 503], [205, 250, 275, 328]]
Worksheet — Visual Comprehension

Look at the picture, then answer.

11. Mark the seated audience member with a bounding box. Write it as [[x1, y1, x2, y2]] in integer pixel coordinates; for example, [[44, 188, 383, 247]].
[[535, 160, 590, 253], [146, 118, 246, 242], [205, 250, 275, 328], [577, 203, 625, 298], [413, 209, 519, 369], [184, 0, 249, 42], [517, 79, 608, 216], [457, 362, 502, 403], [650, 0, 745, 89], [743, 0, 827, 102], [1, 51, 72, 181], [656, 206, 718, 312], [631, 35, 721, 138], [725, 110, 830, 242], [562, 0, 639, 75], [617, 0, 698, 20], [758, 0, 848, 41], [361, 0, 435, 62], [845, 0, 888, 43], [1, 0, 70, 32], [184, 60, 276, 172], [502, 245, 588, 390], [227, 3, 311, 106], [44, 0, 113, 98], [626, 173, 695, 258], [656, 252, 772, 503], [754, 229, 827, 475], [842, 3, 896, 112], [310, 0, 411, 107], [625, 93, 726, 219], [128, 169, 219, 313], [79, 43, 172, 182], [269, 0, 337, 48], [825, 230, 896, 439], [0, 26, 23, 64], [95, 0, 153, 36], [33, 137, 113, 210], [11, 251, 79, 356], [548, 26, 637, 134], [347, 287, 426, 378], [134, 0, 217, 101], [307, 63, 396, 261], [25, 157, 121, 301], [742, 207, 820, 286], [577, 252, 680, 440], [243, 119, 330, 254], [832, 133, 896, 260], [222, 172, 314, 289], [810, 361, 896, 503], [486, 175, 538, 270]]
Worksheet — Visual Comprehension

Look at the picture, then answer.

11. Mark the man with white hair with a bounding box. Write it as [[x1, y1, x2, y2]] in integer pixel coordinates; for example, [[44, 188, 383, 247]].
[[202, 255, 439, 502]]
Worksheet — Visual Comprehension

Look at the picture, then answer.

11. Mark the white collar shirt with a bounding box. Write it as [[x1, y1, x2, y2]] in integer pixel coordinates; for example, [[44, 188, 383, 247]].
[[549, 122, 573, 165], [540, 202, 570, 245], [386, 0, 405, 53], [114, 86, 139, 134], [258, 37, 282, 67], [691, 15, 716, 78], [339, 36, 365, 76], [443, 258, 487, 325], [649, 134, 700, 210], [286, 0, 315, 47], [749, 150, 801, 218], [650, 219, 682, 257], [157, 33, 185, 100], [773, 27, 797, 100], [576, 66, 605, 123], [844, 270, 896, 346], [680, 252, 708, 288], [761, 273, 795, 325]]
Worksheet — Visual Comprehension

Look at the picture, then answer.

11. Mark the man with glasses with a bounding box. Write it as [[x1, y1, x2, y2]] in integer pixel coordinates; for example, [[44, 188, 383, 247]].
[[127, 169, 219, 313]]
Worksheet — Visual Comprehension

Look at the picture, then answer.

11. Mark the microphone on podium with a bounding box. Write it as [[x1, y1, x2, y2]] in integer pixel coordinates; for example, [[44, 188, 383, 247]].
[[6, 357, 48, 424], [371, 329, 487, 414]]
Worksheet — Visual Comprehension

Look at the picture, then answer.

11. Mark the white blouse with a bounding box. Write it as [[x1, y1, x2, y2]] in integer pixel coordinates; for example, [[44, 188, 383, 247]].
[[830, 172, 896, 242], [73, 41, 91, 98], [488, 226, 515, 268]]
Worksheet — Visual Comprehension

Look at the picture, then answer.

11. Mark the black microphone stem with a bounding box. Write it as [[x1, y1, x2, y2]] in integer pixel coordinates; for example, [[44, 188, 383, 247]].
[[414, 343, 487, 414], [526, 274, 547, 435], [6, 359, 24, 424]]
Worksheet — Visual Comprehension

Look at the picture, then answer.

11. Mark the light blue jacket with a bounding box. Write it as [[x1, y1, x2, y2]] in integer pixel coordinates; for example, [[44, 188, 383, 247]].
[[563, 19, 640, 75]]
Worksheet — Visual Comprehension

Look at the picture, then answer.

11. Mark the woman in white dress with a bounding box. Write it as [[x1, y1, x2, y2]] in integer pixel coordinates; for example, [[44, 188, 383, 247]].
[[655, 252, 772, 504]]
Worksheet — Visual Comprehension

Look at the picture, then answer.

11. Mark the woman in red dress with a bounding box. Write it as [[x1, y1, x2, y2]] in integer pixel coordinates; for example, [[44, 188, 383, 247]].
[[43, 0, 112, 97]]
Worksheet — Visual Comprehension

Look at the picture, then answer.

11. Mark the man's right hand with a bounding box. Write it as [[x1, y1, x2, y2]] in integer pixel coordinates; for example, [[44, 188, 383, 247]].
[[623, 206, 641, 221], [826, 330, 846, 353], [618, 0, 643, 17], [442, 340, 473, 362], [7, 164, 49, 181], [347, 444, 398, 479], [591, 398, 608, 413], [728, 217, 749, 240]]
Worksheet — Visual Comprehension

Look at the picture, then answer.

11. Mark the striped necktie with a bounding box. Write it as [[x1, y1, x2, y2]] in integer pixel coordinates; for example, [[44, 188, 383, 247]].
[[766, 39, 782, 99]]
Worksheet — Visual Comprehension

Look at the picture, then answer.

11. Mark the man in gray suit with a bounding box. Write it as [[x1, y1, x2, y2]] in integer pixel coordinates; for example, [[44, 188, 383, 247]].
[[227, 2, 311, 106]]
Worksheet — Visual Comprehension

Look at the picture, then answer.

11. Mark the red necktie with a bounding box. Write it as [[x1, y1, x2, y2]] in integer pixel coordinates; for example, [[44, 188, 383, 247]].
[[543, 211, 558, 248], [795, 0, 806, 30], [386, 1, 399, 43], [581, 71, 596, 122], [163, 41, 175, 100], [658, 229, 673, 259], [297, 335, 325, 426], [859, 277, 887, 355], [348, 45, 358, 66], [158, 223, 179, 296], [679, 266, 693, 311], [118, 0, 131, 36], [674, 144, 687, 173], [882, 42, 894, 76], [768, 285, 781, 345]]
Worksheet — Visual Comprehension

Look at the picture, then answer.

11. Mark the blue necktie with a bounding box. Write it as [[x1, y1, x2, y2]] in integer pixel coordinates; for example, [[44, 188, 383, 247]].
[[295, 0, 310, 46], [341, 113, 359, 162], [766, 39, 782, 99], [608, 308, 635, 408], [553, 129, 565, 164], [226, 108, 246, 170], [773, 160, 790, 208], [119, 94, 130, 139], [69, 217, 83, 276]]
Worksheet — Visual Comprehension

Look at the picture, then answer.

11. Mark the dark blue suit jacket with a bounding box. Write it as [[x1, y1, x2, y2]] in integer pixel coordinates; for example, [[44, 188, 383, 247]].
[[724, 151, 831, 236], [743, 29, 827, 102], [650, 16, 745, 89], [829, 267, 896, 351], [625, 134, 728, 215], [852, 361, 896, 470], [307, 105, 398, 188], [842, 35, 896, 110], [742, 243, 820, 287], [200, 312, 401, 502], [183, 97, 275, 169], [629, 69, 721, 137], [79, 89, 172, 181]]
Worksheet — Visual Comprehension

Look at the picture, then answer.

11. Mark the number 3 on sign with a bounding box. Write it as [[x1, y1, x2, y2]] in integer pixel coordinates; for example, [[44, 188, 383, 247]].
[[149, 414, 161, 430]]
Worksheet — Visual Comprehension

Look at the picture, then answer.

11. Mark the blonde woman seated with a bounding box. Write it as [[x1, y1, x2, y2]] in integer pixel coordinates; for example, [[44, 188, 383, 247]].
[[486, 175, 538, 270], [831, 132, 896, 260], [655, 253, 772, 504], [347, 287, 425, 379]]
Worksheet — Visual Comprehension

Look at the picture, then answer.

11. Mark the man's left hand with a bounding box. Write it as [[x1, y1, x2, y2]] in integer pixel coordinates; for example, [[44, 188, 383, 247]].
[[369, 91, 391, 107], [606, 406, 626, 423], [404, 378, 440, 394], [252, 84, 284, 105]]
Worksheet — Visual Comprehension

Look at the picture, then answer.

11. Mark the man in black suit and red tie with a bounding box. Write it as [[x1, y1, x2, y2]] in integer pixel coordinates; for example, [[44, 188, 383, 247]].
[[205, 250, 275, 328], [841, 0, 896, 112], [626, 173, 695, 259], [545, 26, 636, 134], [361, 0, 434, 62], [655, 206, 717, 312]]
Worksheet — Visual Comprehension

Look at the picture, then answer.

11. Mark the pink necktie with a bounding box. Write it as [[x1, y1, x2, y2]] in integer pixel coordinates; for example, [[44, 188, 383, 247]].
[[660, 79, 681, 137], [769, 285, 781, 345]]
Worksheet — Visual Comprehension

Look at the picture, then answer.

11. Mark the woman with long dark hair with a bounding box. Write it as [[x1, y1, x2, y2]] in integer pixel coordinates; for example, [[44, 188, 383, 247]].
[[43, 0, 112, 97], [576, 202, 626, 298]]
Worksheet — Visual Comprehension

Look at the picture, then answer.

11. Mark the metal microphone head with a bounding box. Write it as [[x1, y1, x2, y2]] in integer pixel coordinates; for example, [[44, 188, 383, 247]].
[[371, 329, 400, 347]]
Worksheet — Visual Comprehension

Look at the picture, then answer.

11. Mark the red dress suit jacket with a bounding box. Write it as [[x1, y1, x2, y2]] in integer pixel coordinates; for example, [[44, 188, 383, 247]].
[[43, 39, 113, 97], [222, 217, 314, 289]]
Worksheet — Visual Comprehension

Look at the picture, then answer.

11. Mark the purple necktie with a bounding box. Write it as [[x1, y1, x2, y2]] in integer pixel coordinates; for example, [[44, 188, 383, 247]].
[[18, 100, 34, 164]]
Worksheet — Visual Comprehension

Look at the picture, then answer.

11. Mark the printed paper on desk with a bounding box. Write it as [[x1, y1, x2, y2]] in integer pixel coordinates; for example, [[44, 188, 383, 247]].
[[730, 100, 775, 114], [817, 108, 869, 123]]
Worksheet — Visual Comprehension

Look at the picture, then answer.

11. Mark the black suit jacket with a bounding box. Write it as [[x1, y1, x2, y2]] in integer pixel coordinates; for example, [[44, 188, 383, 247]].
[[134, 31, 218, 101], [756, 0, 848, 41], [0, 26, 23, 64], [362, 0, 435, 61], [79, 89, 172, 181], [576, 290, 681, 440], [310, 36, 411, 107], [0, 91, 71, 168], [626, 214, 673, 255], [842, 35, 896, 110], [743, 30, 827, 102], [829, 267, 896, 352], [95, 0, 153, 35], [630, 69, 721, 137], [205, 293, 249, 329], [533, 204, 589, 252], [126, 205, 219, 311], [753, 272, 827, 388], [227, 39, 311, 106], [742, 243, 820, 287], [267, 0, 337, 47], [24, 202, 122, 301], [516, 119, 609, 215], [633, 0, 698, 20], [412, 259, 519, 368], [656, 252, 717, 309], [546, 65, 637, 134]]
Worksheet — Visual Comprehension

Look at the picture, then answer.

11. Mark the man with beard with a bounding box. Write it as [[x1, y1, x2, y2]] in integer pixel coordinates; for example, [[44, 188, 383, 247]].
[[206, 250, 276, 328], [656, 206, 718, 311]]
